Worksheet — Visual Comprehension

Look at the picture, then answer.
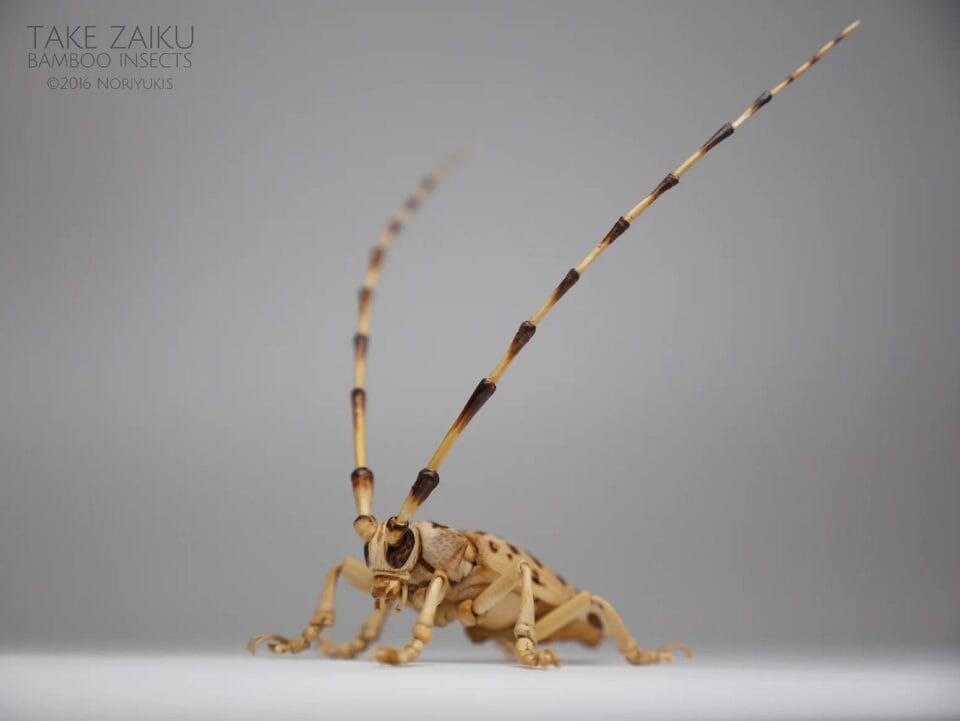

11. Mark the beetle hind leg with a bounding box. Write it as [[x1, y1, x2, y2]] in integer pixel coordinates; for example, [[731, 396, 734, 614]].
[[590, 594, 693, 665], [530, 589, 691, 666], [623, 640, 694, 665]]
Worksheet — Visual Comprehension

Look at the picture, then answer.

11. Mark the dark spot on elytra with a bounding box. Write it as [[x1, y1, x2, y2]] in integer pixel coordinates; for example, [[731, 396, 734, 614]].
[[430, 521, 448, 529], [529, 554, 543, 568], [508, 544, 520, 555], [556, 573, 568, 586], [489, 540, 500, 553], [587, 612, 603, 629], [507, 553, 514, 561], [531, 570, 543, 586]]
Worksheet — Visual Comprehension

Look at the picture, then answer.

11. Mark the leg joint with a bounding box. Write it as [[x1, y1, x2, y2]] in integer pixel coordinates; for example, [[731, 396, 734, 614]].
[[412, 622, 433, 644]]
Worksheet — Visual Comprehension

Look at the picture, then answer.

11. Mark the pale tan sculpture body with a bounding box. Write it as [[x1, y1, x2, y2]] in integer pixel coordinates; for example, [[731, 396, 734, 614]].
[[251, 522, 686, 667], [249, 21, 860, 668]]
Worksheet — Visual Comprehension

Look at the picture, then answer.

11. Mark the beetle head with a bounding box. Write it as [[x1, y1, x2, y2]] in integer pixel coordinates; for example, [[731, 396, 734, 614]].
[[354, 514, 422, 608]]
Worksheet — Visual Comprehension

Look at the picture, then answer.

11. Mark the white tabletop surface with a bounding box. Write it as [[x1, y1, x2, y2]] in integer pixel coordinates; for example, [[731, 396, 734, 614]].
[[2, 648, 958, 720]]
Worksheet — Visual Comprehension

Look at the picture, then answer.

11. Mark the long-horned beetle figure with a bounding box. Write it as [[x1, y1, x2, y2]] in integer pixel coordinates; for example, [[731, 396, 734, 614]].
[[249, 21, 861, 667]]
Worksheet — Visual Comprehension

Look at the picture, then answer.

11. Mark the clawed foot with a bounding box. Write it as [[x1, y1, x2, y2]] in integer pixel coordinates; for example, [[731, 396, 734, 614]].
[[518, 646, 561, 668], [625, 641, 693, 665], [247, 623, 324, 656], [371, 642, 422, 665], [514, 637, 561, 668]]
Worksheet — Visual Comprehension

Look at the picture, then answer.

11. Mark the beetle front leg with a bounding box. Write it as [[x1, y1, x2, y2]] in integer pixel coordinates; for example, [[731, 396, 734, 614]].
[[320, 602, 391, 659], [372, 573, 446, 665], [248, 556, 372, 656]]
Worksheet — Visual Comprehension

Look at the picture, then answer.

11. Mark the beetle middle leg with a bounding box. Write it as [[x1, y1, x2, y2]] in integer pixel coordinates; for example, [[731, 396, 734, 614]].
[[458, 561, 560, 668], [248, 556, 375, 656], [513, 562, 561, 667]]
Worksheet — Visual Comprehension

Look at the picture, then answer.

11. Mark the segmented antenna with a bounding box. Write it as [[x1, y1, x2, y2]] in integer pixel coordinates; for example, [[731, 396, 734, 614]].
[[395, 20, 861, 524], [349, 148, 467, 518]]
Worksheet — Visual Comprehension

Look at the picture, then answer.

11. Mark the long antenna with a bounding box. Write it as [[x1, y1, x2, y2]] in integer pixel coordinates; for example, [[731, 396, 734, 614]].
[[394, 20, 861, 525], [348, 148, 467, 520]]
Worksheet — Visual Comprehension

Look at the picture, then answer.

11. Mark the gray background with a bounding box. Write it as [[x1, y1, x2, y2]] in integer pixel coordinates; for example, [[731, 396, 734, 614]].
[[1, 0, 957, 654]]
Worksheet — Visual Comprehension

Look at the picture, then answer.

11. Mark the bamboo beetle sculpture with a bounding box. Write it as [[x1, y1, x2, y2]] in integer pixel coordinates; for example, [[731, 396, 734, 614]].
[[249, 21, 861, 668]]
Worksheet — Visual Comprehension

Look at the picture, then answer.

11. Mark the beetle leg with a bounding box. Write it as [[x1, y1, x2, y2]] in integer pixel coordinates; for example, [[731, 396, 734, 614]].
[[457, 560, 561, 668], [372, 573, 446, 665], [462, 560, 524, 620], [533, 590, 592, 640], [590, 594, 693, 665], [247, 556, 372, 656], [319, 602, 391, 659], [513, 562, 561, 668]]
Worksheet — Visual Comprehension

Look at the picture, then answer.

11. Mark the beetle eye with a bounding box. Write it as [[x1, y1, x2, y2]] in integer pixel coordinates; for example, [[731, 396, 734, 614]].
[[363, 542, 370, 565], [385, 528, 416, 568]]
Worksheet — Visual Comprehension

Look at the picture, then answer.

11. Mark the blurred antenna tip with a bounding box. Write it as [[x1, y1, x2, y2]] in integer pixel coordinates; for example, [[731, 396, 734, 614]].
[[451, 141, 474, 164]]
